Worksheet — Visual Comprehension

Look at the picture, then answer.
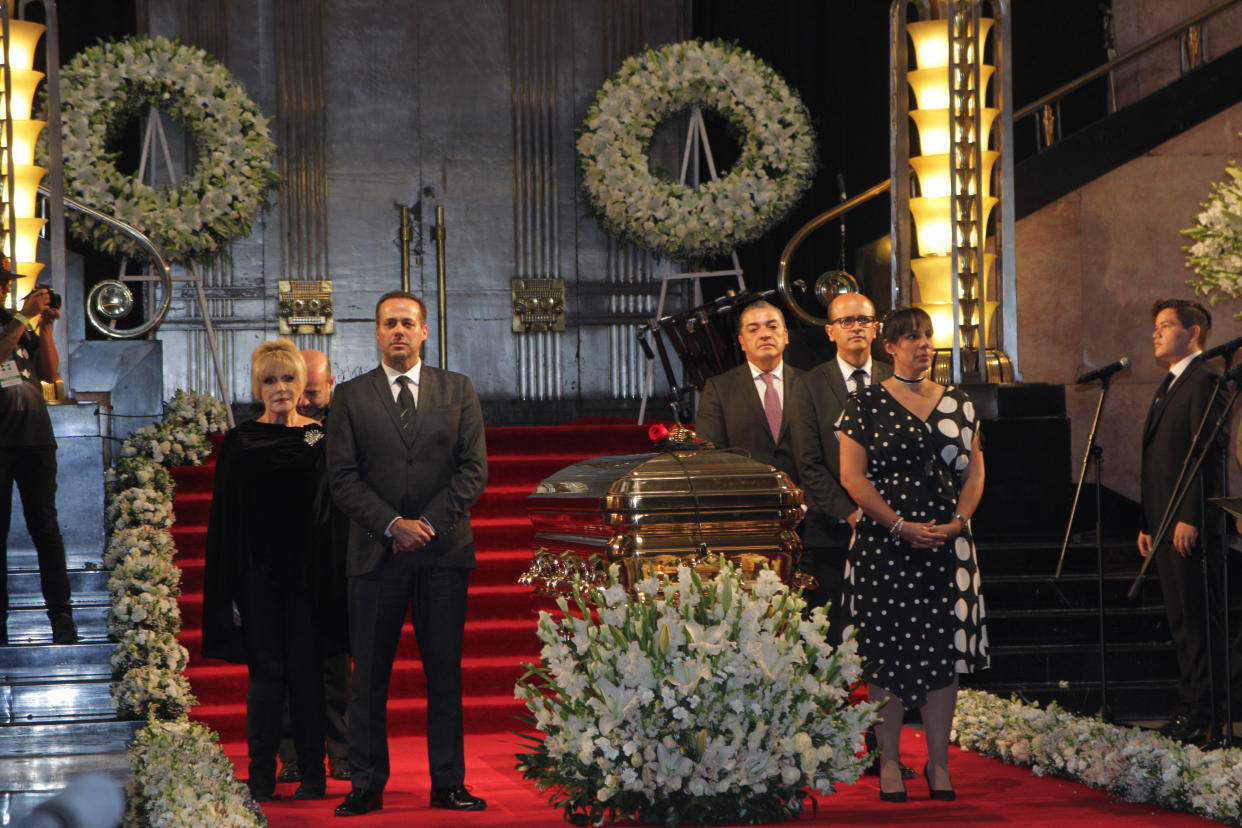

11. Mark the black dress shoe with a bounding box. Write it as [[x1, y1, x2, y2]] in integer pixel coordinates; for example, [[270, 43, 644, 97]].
[[329, 759, 351, 781], [277, 760, 302, 783], [430, 785, 486, 811], [247, 781, 278, 803], [335, 789, 383, 817], [50, 614, 78, 645], [1160, 714, 1207, 743], [295, 779, 326, 800]]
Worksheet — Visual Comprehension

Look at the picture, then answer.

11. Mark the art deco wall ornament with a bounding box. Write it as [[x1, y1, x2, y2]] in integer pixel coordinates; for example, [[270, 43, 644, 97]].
[[277, 279, 334, 335], [1183, 146, 1242, 314], [576, 39, 816, 263], [54, 36, 280, 263]]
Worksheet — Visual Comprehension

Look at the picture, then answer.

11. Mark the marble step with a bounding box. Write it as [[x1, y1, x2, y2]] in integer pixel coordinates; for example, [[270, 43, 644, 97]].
[[6, 569, 111, 598], [0, 720, 140, 758], [0, 674, 117, 724], [0, 643, 114, 679], [4, 550, 104, 570], [6, 603, 111, 645]]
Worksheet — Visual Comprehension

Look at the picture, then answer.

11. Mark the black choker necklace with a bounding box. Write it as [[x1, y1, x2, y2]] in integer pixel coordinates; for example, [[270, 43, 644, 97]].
[[893, 373, 925, 384]]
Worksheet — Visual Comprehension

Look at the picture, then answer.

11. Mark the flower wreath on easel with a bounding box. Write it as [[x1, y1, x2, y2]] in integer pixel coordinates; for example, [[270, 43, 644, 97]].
[[55, 36, 279, 263], [576, 39, 817, 263]]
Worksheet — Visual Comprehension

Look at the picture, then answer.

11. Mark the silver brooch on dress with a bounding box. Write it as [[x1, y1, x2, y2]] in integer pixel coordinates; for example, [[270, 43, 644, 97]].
[[304, 428, 324, 446]]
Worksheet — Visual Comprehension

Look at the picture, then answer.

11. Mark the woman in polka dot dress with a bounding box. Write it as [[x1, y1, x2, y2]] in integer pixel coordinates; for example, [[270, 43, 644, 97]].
[[839, 307, 988, 803]]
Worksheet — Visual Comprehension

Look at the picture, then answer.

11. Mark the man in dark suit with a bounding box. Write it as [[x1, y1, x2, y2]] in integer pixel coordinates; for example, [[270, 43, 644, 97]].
[[327, 292, 488, 815], [1139, 298, 1227, 744], [791, 292, 890, 634], [695, 299, 801, 481]]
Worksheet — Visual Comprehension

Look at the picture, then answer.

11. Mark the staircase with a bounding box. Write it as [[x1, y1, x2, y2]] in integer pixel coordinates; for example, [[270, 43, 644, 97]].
[[0, 505, 137, 824]]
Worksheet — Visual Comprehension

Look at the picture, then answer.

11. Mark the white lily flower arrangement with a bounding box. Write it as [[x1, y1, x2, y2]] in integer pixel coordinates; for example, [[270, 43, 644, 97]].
[[164, 388, 230, 434], [104, 393, 263, 824], [55, 36, 279, 263], [516, 559, 876, 826], [1183, 147, 1242, 314], [577, 40, 816, 263], [120, 419, 211, 467], [954, 689, 1242, 823], [103, 525, 175, 569], [124, 720, 264, 827], [106, 486, 174, 531]]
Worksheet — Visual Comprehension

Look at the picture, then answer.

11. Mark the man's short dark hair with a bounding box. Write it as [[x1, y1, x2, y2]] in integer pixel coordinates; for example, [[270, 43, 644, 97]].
[[1152, 298, 1212, 347], [735, 299, 785, 334], [375, 290, 427, 325]]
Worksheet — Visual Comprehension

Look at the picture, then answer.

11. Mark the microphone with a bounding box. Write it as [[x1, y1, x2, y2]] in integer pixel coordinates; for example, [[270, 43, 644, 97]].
[[1076, 357, 1131, 385], [1200, 335, 1242, 361]]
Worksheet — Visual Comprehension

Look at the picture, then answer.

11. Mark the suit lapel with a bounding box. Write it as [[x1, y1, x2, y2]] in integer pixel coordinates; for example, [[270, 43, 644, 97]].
[[1144, 359, 1196, 444], [734, 364, 770, 442], [823, 363, 849, 410], [777, 366, 798, 443]]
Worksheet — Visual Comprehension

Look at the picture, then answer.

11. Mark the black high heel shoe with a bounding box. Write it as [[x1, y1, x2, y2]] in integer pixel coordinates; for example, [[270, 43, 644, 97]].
[[923, 762, 956, 801], [878, 764, 907, 802]]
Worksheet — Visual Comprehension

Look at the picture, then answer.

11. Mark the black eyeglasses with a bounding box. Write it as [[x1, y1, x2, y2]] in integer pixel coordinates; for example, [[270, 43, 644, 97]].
[[829, 315, 877, 329]]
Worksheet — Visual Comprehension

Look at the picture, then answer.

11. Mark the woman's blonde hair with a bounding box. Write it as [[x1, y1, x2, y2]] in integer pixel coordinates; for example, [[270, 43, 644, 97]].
[[250, 338, 306, 401]]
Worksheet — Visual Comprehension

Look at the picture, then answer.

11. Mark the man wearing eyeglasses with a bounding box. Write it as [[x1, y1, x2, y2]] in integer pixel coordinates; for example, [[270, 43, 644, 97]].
[[790, 293, 890, 633], [695, 299, 802, 485]]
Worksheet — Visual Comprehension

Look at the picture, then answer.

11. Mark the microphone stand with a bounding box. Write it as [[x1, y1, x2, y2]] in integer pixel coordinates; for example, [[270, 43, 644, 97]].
[[1055, 373, 1116, 720], [1127, 373, 1239, 742]]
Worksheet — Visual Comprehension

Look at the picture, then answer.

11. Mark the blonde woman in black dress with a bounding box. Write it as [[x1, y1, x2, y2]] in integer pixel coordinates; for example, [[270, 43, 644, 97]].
[[839, 307, 988, 803]]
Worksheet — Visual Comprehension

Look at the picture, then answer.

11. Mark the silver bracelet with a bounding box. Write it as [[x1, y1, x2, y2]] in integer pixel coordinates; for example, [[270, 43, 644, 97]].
[[952, 511, 968, 524], [889, 516, 905, 539]]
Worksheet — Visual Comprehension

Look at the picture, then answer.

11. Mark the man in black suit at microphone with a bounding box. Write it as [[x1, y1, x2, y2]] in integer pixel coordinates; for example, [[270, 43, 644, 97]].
[[1139, 298, 1228, 743]]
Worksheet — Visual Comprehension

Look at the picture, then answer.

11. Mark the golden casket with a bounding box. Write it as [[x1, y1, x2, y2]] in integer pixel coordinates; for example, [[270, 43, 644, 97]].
[[519, 441, 804, 596]]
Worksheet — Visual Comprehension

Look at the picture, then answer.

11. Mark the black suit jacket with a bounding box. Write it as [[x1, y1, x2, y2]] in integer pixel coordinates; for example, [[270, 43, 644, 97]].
[[1141, 356, 1226, 540], [695, 361, 802, 482], [326, 364, 488, 577], [792, 359, 894, 548]]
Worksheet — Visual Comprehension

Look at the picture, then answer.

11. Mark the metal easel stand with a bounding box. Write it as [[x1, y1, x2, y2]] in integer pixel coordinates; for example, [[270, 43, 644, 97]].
[[123, 107, 234, 427], [637, 106, 746, 425]]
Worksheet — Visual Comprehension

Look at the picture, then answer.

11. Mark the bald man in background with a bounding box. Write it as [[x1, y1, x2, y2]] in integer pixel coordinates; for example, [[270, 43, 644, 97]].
[[277, 349, 351, 783]]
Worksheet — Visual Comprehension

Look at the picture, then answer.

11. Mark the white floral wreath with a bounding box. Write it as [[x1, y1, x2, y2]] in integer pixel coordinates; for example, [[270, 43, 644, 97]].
[[55, 36, 279, 263], [576, 40, 817, 263]]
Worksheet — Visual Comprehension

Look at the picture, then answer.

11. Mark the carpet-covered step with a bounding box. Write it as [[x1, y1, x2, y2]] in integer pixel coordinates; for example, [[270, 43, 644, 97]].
[[487, 455, 614, 487], [176, 582, 535, 629], [485, 423, 654, 456], [182, 617, 540, 666], [171, 490, 212, 526], [187, 655, 530, 701], [191, 693, 527, 741], [172, 525, 207, 558]]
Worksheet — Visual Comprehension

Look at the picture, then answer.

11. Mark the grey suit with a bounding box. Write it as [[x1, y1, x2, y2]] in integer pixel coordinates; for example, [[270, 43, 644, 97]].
[[695, 361, 802, 482], [790, 359, 892, 637], [327, 364, 487, 793]]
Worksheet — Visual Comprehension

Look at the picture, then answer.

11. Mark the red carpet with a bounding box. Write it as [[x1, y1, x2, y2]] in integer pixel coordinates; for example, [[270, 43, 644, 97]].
[[223, 729, 1214, 827], [173, 420, 1213, 826]]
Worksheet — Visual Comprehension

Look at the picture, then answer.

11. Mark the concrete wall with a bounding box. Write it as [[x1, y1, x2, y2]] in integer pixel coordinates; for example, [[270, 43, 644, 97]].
[[135, 0, 687, 417]]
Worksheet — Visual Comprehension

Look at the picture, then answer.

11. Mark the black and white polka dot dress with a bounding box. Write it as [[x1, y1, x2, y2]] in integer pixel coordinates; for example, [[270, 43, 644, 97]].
[[839, 384, 989, 710]]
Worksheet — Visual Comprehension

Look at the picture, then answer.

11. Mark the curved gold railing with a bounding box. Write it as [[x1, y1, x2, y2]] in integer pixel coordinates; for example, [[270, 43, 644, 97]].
[[39, 184, 173, 339]]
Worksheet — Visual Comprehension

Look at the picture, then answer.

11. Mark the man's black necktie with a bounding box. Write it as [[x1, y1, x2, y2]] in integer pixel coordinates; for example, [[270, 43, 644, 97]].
[[1153, 372, 1174, 409], [849, 368, 868, 395], [396, 375, 415, 436]]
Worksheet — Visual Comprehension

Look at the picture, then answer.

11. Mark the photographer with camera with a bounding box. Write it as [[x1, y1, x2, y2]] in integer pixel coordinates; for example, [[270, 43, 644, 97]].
[[0, 273, 76, 645]]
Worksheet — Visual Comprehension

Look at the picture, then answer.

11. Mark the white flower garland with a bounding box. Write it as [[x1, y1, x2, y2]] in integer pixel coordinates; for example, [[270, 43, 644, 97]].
[[1183, 149, 1242, 312], [164, 389, 230, 435], [577, 40, 817, 263], [120, 419, 212, 467], [516, 560, 876, 826], [954, 689, 1242, 822], [56, 36, 279, 263]]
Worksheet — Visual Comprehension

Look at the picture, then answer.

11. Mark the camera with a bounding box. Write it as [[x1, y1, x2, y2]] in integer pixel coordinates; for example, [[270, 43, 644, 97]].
[[46, 289, 61, 310]]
